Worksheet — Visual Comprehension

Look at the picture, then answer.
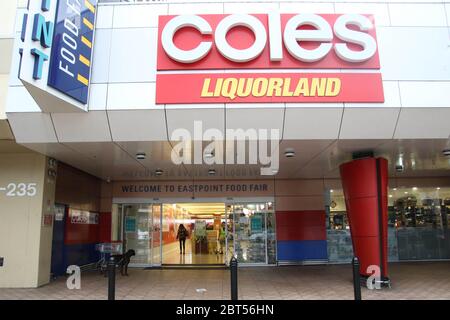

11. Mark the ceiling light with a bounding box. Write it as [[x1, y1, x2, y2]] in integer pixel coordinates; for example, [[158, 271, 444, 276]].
[[284, 148, 295, 158], [436, 187, 441, 190], [412, 187, 418, 191], [136, 152, 146, 160], [155, 169, 164, 176], [393, 188, 397, 191], [442, 149, 450, 157], [208, 169, 216, 175]]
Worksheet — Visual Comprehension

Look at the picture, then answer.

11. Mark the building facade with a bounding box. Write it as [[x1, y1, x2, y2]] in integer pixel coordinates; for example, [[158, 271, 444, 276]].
[[0, 0, 449, 288]]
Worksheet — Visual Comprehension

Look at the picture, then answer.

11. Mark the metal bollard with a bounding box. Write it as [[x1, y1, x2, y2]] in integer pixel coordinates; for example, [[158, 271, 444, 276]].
[[352, 256, 362, 300], [230, 257, 238, 300], [108, 256, 116, 301]]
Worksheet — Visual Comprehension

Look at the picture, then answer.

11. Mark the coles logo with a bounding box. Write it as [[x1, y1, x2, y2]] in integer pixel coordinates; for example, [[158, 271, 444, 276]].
[[156, 13, 384, 104]]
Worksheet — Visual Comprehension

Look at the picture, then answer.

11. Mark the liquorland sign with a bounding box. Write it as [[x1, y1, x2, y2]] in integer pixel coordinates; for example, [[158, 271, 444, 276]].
[[18, 0, 97, 112], [156, 13, 384, 104]]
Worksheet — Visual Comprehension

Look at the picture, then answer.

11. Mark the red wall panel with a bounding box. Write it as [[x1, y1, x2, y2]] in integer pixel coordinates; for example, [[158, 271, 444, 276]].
[[99, 212, 112, 243], [276, 210, 326, 241], [64, 218, 100, 245]]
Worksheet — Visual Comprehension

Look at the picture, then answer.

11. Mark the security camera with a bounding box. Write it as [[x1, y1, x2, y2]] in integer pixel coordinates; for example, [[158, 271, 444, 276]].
[[395, 165, 404, 173]]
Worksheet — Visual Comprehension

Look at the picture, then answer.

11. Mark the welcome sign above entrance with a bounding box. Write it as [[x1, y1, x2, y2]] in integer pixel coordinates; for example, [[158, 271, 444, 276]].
[[113, 181, 274, 198], [156, 13, 384, 104]]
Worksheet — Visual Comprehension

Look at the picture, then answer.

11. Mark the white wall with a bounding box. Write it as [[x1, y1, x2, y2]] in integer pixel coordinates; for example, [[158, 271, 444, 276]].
[[5, 1, 450, 142], [0, 0, 21, 121]]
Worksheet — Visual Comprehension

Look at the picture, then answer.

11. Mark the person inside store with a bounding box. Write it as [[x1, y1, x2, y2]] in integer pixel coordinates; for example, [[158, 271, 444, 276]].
[[176, 224, 189, 254]]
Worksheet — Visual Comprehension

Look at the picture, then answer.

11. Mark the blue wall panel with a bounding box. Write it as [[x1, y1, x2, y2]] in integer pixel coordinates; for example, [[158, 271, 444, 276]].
[[64, 243, 100, 267], [277, 240, 328, 261]]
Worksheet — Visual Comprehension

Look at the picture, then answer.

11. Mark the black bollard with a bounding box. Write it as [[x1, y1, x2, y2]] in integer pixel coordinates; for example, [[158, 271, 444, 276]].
[[352, 256, 362, 300], [108, 256, 116, 300], [230, 257, 238, 300]]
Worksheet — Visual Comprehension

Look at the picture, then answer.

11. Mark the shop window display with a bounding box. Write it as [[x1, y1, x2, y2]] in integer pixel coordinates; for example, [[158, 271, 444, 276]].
[[391, 187, 450, 260], [327, 187, 450, 262]]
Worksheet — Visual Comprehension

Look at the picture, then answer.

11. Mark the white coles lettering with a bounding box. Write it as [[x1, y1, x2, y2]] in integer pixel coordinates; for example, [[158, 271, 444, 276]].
[[161, 15, 212, 63], [161, 13, 378, 64], [334, 14, 377, 63], [215, 14, 267, 63], [283, 14, 333, 62]]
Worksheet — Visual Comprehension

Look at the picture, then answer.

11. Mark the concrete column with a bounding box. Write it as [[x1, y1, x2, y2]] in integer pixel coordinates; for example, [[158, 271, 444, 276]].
[[0, 153, 56, 288]]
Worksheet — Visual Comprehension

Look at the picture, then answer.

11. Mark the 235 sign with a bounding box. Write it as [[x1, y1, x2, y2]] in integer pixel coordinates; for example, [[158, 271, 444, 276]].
[[2, 183, 38, 197]]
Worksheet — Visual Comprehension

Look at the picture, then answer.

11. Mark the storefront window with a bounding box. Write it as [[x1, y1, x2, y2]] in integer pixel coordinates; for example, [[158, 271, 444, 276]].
[[327, 190, 353, 262], [327, 187, 450, 262], [227, 202, 276, 265], [390, 187, 450, 260]]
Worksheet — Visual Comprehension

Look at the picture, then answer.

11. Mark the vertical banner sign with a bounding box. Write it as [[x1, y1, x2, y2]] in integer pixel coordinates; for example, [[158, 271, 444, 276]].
[[18, 0, 97, 112], [48, 0, 97, 104]]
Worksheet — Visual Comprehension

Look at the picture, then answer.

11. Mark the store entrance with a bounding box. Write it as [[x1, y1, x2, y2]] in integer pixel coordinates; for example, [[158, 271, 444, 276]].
[[112, 199, 276, 267], [162, 203, 227, 265]]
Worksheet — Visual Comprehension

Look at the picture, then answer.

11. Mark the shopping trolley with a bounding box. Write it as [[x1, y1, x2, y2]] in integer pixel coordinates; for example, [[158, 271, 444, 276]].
[[95, 242, 123, 274]]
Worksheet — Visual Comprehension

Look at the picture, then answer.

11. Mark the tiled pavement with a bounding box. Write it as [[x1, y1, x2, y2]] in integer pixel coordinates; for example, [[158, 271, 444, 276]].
[[0, 262, 449, 300]]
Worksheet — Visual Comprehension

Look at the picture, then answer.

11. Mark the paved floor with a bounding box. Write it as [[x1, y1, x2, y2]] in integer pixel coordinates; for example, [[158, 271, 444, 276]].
[[1, 262, 449, 300], [162, 241, 226, 265]]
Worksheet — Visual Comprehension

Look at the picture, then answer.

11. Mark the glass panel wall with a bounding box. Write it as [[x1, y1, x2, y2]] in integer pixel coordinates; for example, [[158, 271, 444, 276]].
[[327, 187, 450, 262], [227, 202, 276, 265], [391, 187, 450, 260]]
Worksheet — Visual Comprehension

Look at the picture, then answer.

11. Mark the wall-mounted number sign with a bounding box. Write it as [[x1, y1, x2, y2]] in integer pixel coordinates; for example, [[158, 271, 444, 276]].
[[0, 183, 37, 197]]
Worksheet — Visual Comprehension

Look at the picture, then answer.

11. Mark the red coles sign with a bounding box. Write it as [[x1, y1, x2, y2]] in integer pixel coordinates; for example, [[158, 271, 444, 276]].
[[156, 13, 384, 104]]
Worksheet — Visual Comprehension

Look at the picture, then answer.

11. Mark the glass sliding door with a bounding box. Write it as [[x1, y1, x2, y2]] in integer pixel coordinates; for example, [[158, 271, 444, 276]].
[[123, 204, 152, 266], [112, 203, 162, 267]]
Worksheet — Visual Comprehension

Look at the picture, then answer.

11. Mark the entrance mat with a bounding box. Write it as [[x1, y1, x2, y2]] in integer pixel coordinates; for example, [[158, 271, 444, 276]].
[[156, 264, 227, 270]]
